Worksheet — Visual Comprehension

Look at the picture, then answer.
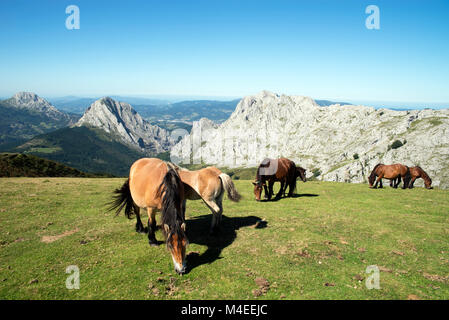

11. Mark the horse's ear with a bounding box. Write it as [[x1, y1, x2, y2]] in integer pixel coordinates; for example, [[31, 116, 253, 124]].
[[164, 224, 170, 234], [181, 222, 186, 232]]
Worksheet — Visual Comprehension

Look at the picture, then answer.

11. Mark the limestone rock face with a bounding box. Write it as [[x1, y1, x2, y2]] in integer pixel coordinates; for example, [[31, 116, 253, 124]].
[[171, 90, 449, 189], [76, 97, 174, 154]]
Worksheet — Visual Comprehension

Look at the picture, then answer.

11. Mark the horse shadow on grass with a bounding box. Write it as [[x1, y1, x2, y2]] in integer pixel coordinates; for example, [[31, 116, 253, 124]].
[[260, 193, 319, 202], [185, 214, 266, 274]]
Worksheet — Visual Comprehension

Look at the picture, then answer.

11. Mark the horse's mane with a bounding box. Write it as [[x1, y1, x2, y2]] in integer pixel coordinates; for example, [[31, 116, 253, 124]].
[[416, 166, 431, 183], [368, 163, 383, 183], [156, 166, 185, 238]]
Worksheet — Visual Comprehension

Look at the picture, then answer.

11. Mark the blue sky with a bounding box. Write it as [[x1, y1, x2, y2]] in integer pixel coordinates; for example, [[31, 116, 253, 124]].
[[0, 0, 448, 106]]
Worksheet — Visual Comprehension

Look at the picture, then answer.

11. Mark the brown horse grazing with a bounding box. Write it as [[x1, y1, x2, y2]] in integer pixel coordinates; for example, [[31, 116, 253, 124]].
[[368, 163, 411, 189], [177, 166, 241, 234], [409, 166, 433, 189], [252, 158, 297, 201], [109, 158, 188, 274]]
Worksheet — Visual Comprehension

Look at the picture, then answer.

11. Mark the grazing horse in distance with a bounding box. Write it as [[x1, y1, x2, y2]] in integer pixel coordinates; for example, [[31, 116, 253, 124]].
[[177, 166, 241, 234], [295, 166, 307, 182], [109, 158, 188, 274], [252, 158, 297, 201], [368, 163, 411, 189], [281, 166, 307, 196], [409, 166, 433, 189]]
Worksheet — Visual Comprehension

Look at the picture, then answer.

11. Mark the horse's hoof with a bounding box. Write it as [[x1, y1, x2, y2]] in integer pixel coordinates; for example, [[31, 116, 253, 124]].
[[149, 241, 159, 247]]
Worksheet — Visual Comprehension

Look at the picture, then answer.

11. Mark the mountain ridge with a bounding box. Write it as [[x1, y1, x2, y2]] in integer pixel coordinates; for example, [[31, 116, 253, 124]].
[[75, 96, 175, 154], [171, 90, 449, 189]]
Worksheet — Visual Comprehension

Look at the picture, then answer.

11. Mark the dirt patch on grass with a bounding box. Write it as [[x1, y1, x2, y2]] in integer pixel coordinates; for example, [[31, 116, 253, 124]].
[[41, 228, 79, 243], [423, 272, 448, 283], [253, 277, 270, 297]]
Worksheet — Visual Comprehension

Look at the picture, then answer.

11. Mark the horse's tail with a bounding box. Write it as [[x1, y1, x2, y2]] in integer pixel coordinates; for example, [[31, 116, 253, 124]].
[[368, 163, 383, 183], [219, 173, 241, 202], [157, 167, 184, 227], [108, 178, 137, 219]]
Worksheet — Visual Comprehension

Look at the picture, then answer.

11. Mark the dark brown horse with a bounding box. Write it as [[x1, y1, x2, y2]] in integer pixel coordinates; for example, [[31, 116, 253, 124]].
[[409, 166, 432, 189], [368, 163, 411, 189], [252, 158, 300, 201], [280, 166, 307, 196]]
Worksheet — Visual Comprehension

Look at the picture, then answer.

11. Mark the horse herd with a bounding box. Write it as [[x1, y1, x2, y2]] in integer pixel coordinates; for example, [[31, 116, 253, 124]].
[[109, 157, 433, 274]]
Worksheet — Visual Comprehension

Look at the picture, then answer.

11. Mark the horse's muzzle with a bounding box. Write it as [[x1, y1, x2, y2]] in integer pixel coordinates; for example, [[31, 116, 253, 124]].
[[175, 267, 186, 275]]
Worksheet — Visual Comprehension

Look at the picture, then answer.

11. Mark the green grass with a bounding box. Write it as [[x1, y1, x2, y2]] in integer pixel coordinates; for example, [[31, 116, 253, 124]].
[[0, 178, 448, 300]]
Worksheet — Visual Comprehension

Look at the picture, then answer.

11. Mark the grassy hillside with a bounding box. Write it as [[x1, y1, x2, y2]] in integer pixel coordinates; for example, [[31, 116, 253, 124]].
[[0, 102, 78, 151], [13, 126, 146, 176], [0, 153, 99, 177], [0, 178, 447, 299]]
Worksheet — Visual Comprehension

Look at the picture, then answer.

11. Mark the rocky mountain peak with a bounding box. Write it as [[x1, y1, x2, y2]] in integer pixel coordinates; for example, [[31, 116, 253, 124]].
[[172, 91, 449, 189], [6, 92, 70, 121], [76, 97, 174, 154]]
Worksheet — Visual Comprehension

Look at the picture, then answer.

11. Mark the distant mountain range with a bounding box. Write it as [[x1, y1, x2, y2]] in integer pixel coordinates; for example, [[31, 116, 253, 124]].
[[0, 92, 79, 151], [50, 95, 241, 124], [10, 94, 176, 176], [4, 90, 448, 181]]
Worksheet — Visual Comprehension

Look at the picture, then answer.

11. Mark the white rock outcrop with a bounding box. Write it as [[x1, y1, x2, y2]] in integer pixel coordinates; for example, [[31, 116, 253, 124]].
[[171, 90, 449, 188], [76, 97, 174, 154]]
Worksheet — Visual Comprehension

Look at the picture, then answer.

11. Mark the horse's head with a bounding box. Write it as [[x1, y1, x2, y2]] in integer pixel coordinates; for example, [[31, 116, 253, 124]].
[[369, 164, 382, 188], [296, 167, 307, 182], [252, 180, 265, 201], [425, 178, 433, 189], [164, 222, 188, 275]]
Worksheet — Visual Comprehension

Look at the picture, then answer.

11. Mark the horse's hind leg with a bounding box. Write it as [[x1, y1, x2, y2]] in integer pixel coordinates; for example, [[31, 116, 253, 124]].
[[135, 206, 146, 233], [146, 208, 158, 246], [204, 199, 222, 235]]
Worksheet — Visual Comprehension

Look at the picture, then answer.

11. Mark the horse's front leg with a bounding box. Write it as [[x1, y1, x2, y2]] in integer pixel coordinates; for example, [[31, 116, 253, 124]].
[[275, 181, 284, 199], [409, 177, 416, 189], [147, 208, 159, 246], [263, 183, 269, 200], [267, 181, 274, 200], [374, 176, 382, 188], [395, 176, 401, 189]]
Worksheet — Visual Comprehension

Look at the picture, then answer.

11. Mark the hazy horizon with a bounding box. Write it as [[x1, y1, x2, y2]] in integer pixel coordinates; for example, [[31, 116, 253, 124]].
[[2, 90, 448, 110]]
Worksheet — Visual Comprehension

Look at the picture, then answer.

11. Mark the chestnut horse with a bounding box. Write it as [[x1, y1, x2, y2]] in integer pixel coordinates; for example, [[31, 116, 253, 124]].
[[368, 163, 411, 189], [177, 166, 241, 234], [252, 158, 297, 201], [409, 166, 433, 189], [109, 158, 188, 274]]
